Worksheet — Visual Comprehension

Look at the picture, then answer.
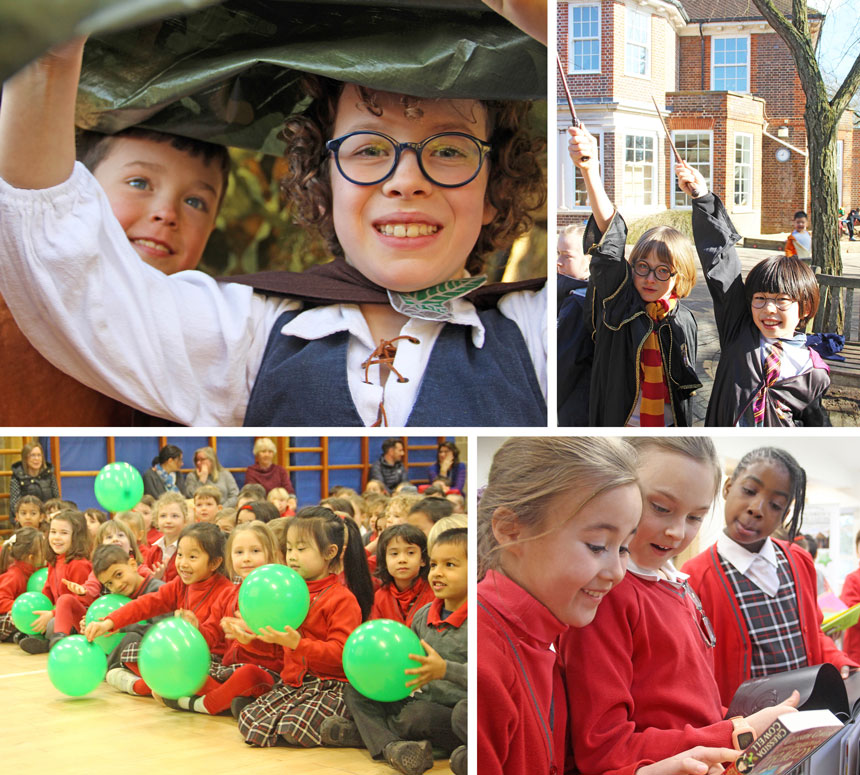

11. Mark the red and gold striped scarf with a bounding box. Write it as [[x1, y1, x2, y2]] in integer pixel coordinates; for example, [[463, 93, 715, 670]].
[[639, 296, 677, 426]]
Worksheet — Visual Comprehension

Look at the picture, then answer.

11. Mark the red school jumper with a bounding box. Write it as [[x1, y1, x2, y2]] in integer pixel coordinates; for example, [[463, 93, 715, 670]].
[[280, 574, 361, 686], [370, 577, 435, 626], [839, 564, 860, 663], [477, 570, 652, 775], [0, 560, 36, 613], [106, 572, 233, 653], [558, 569, 732, 774], [42, 555, 92, 604], [682, 539, 858, 706]]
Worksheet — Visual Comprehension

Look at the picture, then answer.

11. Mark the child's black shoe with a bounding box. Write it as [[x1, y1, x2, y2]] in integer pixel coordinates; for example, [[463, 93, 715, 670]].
[[383, 740, 434, 775], [320, 716, 363, 747], [230, 696, 255, 719], [449, 745, 467, 775], [19, 636, 50, 654]]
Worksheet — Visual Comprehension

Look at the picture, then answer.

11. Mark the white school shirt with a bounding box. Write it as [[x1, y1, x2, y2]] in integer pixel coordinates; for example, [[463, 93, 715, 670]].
[[0, 163, 546, 426], [717, 532, 780, 598]]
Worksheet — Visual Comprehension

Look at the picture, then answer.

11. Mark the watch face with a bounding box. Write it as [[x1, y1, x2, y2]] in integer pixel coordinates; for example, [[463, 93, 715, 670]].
[[776, 148, 791, 162]]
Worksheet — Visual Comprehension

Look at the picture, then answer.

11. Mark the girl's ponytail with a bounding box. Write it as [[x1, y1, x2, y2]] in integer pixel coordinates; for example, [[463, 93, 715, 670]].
[[340, 516, 374, 621]]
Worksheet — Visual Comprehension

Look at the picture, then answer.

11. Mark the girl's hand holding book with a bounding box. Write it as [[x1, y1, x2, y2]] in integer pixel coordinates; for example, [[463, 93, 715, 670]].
[[744, 689, 800, 739], [568, 124, 599, 172], [637, 746, 743, 775]]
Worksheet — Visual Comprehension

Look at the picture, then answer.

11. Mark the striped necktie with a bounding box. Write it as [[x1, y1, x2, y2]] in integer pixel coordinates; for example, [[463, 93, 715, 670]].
[[752, 341, 783, 426]]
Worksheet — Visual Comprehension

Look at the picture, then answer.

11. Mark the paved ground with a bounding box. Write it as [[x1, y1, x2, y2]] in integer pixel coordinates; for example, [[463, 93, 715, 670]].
[[687, 238, 860, 426]]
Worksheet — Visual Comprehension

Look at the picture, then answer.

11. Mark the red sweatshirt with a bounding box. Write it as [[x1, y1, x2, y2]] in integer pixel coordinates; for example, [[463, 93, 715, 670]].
[[105, 573, 233, 654], [839, 565, 860, 663], [280, 574, 361, 687], [0, 560, 35, 613], [145, 542, 178, 584], [558, 570, 732, 773], [478, 570, 653, 775], [683, 539, 858, 706], [198, 582, 283, 673], [370, 577, 435, 626], [42, 555, 92, 604]]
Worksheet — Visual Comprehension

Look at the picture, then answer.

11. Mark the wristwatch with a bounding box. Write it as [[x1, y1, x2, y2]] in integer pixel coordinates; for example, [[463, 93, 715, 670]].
[[730, 716, 756, 750]]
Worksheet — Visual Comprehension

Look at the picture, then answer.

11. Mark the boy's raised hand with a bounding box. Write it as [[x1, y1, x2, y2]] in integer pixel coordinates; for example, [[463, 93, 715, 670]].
[[404, 639, 447, 690], [675, 161, 708, 199], [0, 36, 87, 189], [568, 124, 599, 172]]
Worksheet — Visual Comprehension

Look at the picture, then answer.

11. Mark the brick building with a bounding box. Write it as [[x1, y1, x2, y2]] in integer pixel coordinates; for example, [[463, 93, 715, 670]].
[[558, 0, 856, 235]]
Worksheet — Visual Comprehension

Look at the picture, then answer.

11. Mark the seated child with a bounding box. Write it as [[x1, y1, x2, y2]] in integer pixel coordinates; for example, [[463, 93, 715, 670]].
[[569, 125, 701, 426], [84, 508, 107, 544], [19, 509, 91, 653], [215, 507, 238, 535], [407, 496, 454, 536], [237, 484, 267, 511], [323, 528, 468, 775], [114, 510, 150, 558], [193, 485, 222, 523], [14, 495, 45, 531], [370, 524, 435, 626], [144, 492, 190, 583], [85, 523, 233, 696], [784, 210, 812, 259], [0, 528, 46, 641], [676, 162, 830, 426], [267, 487, 291, 517]]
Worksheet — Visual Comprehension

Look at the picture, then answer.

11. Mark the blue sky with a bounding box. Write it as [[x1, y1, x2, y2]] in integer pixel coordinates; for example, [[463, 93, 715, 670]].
[[815, 0, 860, 87]]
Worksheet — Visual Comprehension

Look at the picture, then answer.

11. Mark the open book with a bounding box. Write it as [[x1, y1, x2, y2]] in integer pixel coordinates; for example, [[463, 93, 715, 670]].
[[724, 709, 842, 775]]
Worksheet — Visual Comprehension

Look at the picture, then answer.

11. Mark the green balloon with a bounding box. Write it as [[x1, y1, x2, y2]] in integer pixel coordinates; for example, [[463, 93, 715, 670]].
[[238, 564, 310, 634], [138, 618, 210, 699], [94, 462, 144, 513], [26, 567, 48, 593], [84, 594, 131, 654], [11, 591, 54, 636], [342, 619, 425, 702], [47, 635, 107, 696]]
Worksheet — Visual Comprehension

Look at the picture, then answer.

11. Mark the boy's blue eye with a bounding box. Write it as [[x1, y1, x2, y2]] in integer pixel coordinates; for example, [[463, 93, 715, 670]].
[[185, 196, 208, 212], [127, 177, 149, 190]]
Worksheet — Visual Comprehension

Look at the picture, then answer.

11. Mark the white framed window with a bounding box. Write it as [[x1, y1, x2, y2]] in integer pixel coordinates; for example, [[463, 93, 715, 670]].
[[733, 133, 753, 210], [711, 36, 750, 92], [671, 131, 712, 208], [622, 134, 656, 208], [837, 139, 844, 207], [569, 4, 601, 74], [625, 5, 650, 78], [558, 127, 603, 210]]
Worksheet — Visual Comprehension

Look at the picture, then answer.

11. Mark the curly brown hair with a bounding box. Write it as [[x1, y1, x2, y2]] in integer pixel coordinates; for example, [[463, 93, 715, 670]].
[[280, 76, 546, 276]]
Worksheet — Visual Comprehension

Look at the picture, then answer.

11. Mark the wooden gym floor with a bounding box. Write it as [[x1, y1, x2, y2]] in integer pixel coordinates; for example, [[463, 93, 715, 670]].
[[0, 643, 454, 775]]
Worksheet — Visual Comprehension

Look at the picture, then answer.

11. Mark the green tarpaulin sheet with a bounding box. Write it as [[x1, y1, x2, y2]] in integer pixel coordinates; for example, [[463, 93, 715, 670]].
[[1, 0, 546, 155]]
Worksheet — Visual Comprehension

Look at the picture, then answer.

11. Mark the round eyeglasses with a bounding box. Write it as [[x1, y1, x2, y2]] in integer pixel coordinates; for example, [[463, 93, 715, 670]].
[[325, 131, 492, 188], [751, 295, 796, 310], [632, 260, 676, 282]]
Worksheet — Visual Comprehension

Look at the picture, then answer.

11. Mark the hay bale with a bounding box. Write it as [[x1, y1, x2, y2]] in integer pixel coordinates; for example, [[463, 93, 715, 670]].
[[625, 210, 693, 245]]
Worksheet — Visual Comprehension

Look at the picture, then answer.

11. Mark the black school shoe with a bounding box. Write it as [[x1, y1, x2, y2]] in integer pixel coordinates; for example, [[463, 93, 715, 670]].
[[450, 745, 467, 775], [19, 636, 50, 654], [383, 740, 434, 775], [320, 716, 364, 747]]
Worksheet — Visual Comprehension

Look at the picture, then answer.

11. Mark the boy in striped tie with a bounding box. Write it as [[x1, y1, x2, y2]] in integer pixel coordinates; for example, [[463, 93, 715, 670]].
[[677, 161, 829, 426]]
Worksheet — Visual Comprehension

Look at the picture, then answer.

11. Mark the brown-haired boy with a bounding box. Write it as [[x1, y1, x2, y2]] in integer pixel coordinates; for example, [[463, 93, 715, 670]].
[[193, 485, 222, 523], [323, 528, 467, 775]]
